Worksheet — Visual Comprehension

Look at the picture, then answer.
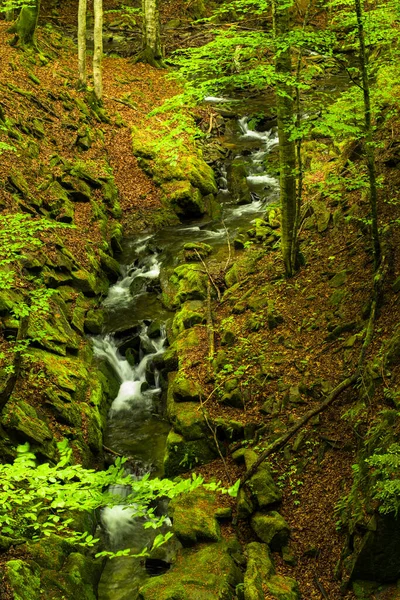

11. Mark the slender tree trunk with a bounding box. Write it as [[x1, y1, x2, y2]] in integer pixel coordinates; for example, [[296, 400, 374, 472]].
[[140, 0, 163, 67], [78, 0, 87, 87], [272, 0, 298, 277], [354, 0, 381, 270], [9, 0, 41, 48], [93, 0, 103, 101]]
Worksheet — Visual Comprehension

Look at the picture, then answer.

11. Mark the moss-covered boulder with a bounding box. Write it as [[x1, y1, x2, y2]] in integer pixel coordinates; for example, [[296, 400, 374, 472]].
[[251, 512, 290, 550], [266, 575, 301, 600], [27, 296, 81, 356], [163, 429, 219, 477], [1, 400, 57, 460], [169, 488, 230, 545], [5, 559, 41, 600], [138, 542, 242, 600], [172, 300, 205, 337], [169, 264, 208, 306], [182, 242, 212, 262], [162, 180, 206, 218], [244, 542, 275, 600], [84, 308, 105, 334], [171, 373, 203, 402], [244, 450, 282, 509]]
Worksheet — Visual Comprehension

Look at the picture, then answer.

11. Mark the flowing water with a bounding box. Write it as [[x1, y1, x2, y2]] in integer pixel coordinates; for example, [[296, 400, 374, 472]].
[[95, 110, 280, 599]]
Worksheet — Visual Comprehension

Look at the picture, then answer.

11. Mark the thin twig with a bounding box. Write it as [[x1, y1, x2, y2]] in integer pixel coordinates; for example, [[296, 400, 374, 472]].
[[194, 249, 221, 301]]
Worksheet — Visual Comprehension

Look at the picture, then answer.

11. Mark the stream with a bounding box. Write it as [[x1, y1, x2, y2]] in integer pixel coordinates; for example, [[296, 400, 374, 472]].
[[94, 109, 280, 600]]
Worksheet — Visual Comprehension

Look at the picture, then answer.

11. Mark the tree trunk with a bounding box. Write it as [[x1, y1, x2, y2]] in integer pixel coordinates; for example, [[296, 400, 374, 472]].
[[8, 0, 40, 48], [93, 0, 103, 101], [272, 0, 299, 278], [354, 0, 381, 270], [78, 0, 87, 87], [140, 0, 163, 67]]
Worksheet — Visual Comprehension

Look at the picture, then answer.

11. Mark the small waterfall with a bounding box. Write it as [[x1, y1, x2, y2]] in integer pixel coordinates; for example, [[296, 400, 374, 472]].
[[93, 324, 166, 414]]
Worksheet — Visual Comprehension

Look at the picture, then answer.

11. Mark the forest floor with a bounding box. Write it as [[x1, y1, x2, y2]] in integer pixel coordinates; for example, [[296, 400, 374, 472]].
[[1, 4, 400, 600]]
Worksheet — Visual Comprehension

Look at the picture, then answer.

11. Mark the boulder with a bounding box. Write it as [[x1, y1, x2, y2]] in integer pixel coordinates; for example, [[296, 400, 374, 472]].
[[138, 542, 242, 600], [251, 512, 290, 550], [169, 488, 226, 545], [163, 430, 219, 477], [244, 542, 275, 600]]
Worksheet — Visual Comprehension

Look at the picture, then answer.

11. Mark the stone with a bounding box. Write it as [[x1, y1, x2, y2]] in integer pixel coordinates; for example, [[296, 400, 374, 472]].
[[244, 451, 282, 509], [311, 199, 331, 232], [172, 374, 202, 402], [285, 385, 305, 405], [219, 390, 244, 409], [221, 328, 236, 346], [237, 488, 254, 520], [162, 180, 206, 218], [170, 264, 208, 306], [169, 488, 223, 545], [183, 242, 212, 261], [266, 575, 301, 600], [251, 512, 290, 550], [225, 264, 239, 288], [329, 270, 347, 288], [84, 309, 105, 334], [163, 430, 219, 477], [172, 301, 205, 337], [147, 319, 162, 339], [138, 541, 242, 600], [167, 387, 208, 441], [5, 559, 41, 600], [244, 542, 275, 600]]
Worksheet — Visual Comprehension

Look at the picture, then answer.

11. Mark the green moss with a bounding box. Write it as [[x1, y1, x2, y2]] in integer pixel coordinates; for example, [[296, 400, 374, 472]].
[[162, 180, 206, 218], [170, 264, 208, 306], [266, 575, 300, 600], [251, 512, 290, 551], [169, 488, 223, 545], [27, 296, 81, 356], [5, 559, 41, 600], [244, 542, 275, 600], [138, 542, 242, 600], [172, 300, 205, 337], [163, 429, 219, 477]]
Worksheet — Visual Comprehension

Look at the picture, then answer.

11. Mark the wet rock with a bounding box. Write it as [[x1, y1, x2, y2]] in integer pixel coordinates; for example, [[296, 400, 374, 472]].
[[125, 347, 139, 366], [183, 241, 212, 261], [84, 309, 105, 334], [162, 180, 206, 218], [251, 511, 290, 550], [117, 334, 141, 355], [229, 158, 252, 205], [147, 319, 163, 339]]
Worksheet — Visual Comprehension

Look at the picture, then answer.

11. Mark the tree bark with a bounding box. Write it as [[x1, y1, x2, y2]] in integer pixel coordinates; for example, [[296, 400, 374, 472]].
[[8, 0, 40, 48], [354, 0, 381, 270], [272, 0, 299, 277], [93, 0, 103, 101], [78, 0, 87, 87], [140, 0, 163, 67]]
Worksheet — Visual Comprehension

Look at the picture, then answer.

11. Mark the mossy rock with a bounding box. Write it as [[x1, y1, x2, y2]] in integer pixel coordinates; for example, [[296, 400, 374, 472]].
[[172, 300, 205, 337], [244, 542, 275, 600], [5, 559, 41, 600], [163, 429, 219, 477], [84, 308, 105, 334], [266, 575, 300, 600], [169, 488, 225, 545], [174, 327, 204, 369], [237, 487, 254, 520], [0, 288, 24, 314], [138, 542, 242, 600], [44, 386, 82, 428], [162, 180, 206, 218], [27, 296, 81, 356], [71, 268, 109, 296], [1, 400, 57, 460], [251, 512, 290, 551], [170, 263, 208, 306], [171, 373, 203, 402], [225, 264, 240, 288], [311, 199, 331, 232], [182, 241, 213, 262], [167, 385, 208, 440]]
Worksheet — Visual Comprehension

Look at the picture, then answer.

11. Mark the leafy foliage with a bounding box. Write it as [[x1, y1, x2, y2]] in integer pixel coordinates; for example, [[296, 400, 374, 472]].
[[0, 440, 239, 557]]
